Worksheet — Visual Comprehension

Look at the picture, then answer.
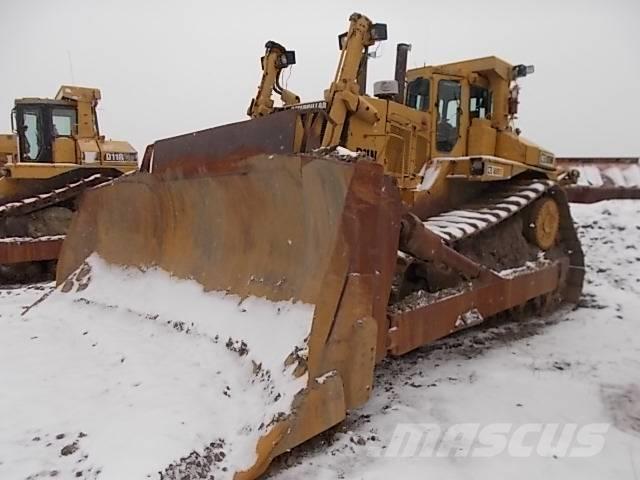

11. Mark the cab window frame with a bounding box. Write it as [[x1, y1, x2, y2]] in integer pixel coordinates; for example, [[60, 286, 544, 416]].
[[21, 108, 43, 161], [436, 79, 461, 152], [469, 85, 492, 120], [406, 77, 430, 112], [51, 107, 77, 137]]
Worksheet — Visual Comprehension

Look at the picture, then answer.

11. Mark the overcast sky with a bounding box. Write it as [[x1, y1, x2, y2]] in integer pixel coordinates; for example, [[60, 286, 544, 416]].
[[1, 0, 638, 157]]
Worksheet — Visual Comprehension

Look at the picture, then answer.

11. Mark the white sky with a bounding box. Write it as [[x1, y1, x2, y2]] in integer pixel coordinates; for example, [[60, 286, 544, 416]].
[[1, 0, 639, 157]]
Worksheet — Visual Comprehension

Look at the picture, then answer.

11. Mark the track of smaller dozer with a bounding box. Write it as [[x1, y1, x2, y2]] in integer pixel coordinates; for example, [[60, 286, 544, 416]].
[[0, 174, 120, 272], [0, 174, 111, 220]]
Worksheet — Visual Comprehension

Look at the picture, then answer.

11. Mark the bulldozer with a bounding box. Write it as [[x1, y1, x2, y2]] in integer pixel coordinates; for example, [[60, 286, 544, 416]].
[[0, 85, 137, 280], [54, 13, 584, 479]]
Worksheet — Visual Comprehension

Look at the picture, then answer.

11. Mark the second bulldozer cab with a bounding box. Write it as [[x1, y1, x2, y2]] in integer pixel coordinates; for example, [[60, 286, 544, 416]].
[[14, 96, 80, 164], [8, 85, 137, 175]]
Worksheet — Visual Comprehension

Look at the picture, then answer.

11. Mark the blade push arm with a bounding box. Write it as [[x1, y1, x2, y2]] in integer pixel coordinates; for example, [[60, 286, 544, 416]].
[[247, 41, 300, 118]]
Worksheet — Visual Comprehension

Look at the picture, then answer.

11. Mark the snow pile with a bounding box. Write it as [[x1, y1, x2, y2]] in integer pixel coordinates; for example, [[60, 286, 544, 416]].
[[575, 163, 640, 187], [576, 165, 604, 186], [0, 254, 314, 479]]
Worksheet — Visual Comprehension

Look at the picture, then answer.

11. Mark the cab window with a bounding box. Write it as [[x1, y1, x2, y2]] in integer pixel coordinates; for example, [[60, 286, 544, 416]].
[[436, 79, 461, 152], [22, 110, 42, 161], [470, 86, 491, 119], [406, 77, 430, 112], [52, 108, 76, 136]]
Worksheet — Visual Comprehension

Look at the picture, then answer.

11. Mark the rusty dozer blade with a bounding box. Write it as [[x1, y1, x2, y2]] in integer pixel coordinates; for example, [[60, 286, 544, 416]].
[[557, 157, 640, 203], [57, 154, 400, 479], [54, 111, 583, 477]]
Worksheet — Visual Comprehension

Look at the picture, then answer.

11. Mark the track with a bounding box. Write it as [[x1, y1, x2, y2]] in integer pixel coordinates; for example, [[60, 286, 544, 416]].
[[437, 178, 582, 288], [395, 177, 584, 315], [423, 179, 554, 242], [0, 173, 119, 281], [264, 180, 585, 477], [263, 200, 640, 480], [0, 174, 111, 219]]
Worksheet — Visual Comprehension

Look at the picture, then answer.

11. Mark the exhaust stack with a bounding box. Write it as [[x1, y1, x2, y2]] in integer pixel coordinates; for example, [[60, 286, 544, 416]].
[[394, 43, 411, 103]]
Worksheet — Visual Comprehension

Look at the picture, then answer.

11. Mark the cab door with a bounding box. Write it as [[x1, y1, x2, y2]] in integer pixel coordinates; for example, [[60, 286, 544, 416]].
[[15, 105, 53, 163], [431, 74, 468, 158]]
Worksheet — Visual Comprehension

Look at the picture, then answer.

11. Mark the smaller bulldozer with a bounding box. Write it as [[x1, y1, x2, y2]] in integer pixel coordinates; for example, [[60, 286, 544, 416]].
[[0, 85, 137, 281], [55, 13, 584, 479]]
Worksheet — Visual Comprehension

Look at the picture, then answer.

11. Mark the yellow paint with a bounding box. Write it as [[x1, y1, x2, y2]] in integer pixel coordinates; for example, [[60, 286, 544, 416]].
[[1, 85, 137, 198], [296, 16, 557, 204]]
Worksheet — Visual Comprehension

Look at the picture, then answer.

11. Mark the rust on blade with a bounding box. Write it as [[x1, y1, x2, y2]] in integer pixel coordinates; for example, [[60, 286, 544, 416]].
[[150, 108, 325, 178], [57, 153, 401, 480], [56, 142, 584, 479]]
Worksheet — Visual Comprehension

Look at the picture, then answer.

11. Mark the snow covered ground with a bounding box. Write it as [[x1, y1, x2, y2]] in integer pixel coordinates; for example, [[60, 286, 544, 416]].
[[264, 200, 640, 479], [0, 200, 638, 480]]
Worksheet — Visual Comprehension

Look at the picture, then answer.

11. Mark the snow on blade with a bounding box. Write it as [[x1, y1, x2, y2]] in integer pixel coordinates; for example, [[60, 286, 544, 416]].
[[417, 163, 443, 191], [314, 370, 337, 385], [0, 254, 315, 480]]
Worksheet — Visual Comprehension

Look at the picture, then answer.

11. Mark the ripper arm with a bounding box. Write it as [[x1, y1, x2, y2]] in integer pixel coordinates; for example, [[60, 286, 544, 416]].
[[321, 13, 387, 147], [247, 41, 300, 118]]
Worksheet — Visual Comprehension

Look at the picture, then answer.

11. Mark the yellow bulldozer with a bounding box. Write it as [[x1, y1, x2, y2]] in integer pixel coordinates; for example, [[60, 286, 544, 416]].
[[55, 13, 584, 479], [0, 85, 137, 280]]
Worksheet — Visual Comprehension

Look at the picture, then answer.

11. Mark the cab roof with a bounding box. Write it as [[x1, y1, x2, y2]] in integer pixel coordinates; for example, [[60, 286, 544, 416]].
[[407, 56, 514, 81]]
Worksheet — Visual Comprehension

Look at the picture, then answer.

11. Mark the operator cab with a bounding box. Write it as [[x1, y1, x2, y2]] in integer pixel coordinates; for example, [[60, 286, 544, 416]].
[[12, 99, 82, 163], [401, 57, 553, 176], [405, 74, 492, 155]]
